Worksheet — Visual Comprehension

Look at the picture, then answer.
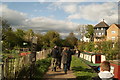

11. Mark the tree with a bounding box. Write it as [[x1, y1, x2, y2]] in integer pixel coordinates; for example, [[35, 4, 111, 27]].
[[65, 32, 78, 48], [85, 25, 94, 41], [1, 18, 12, 41], [1, 19, 15, 53], [2, 29, 19, 53], [35, 33, 44, 51], [85, 42, 94, 52], [14, 29, 25, 47], [76, 25, 86, 41], [42, 30, 61, 48], [77, 41, 86, 52], [24, 29, 34, 42], [0, 18, 11, 29]]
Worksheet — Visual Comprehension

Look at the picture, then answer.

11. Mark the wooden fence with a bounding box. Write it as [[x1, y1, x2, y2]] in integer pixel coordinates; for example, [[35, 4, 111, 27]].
[[36, 49, 52, 60], [0, 49, 51, 79]]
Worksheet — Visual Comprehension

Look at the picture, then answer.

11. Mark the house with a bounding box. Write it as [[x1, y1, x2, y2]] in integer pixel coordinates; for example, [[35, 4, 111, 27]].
[[107, 24, 120, 42], [94, 20, 109, 42]]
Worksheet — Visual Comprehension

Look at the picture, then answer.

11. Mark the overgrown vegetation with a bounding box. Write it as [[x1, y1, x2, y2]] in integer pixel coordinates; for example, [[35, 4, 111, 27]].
[[1, 19, 78, 53], [71, 56, 97, 80], [77, 41, 120, 60], [17, 57, 51, 79], [33, 58, 51, 78]]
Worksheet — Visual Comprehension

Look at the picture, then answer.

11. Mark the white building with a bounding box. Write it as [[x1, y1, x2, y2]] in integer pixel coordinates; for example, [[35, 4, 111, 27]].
[[80, 36, 90, 42]]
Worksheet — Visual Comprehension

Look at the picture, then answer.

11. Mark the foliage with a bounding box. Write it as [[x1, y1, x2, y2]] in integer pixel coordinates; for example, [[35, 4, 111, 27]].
[[85, 42, 94, 52], [2, 29, 18, 52], [105, 42, 120, 60], [71, 56, 97, 80], [24, 29, 34, 42], [17, 58, 51, 79], [85, 25, 94, 41], [35, 33, 44, 51], [77, 41, 86, 52], [14, 29, 25, 47], [33, 58, 51, 78], [101, 41, 113, 54], [42, 30, 62, 48], [1, 19, 78, 52], [64, 32, 78, 48], [77, 40, 119, 60], [77, 41, 94, 52]]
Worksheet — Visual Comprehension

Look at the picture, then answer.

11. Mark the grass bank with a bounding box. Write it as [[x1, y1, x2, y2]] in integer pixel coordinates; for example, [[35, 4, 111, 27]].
[[71, 56, 97, 80]]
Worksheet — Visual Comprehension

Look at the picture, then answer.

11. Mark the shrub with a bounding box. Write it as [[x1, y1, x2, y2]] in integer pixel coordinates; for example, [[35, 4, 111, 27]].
[[17, 58, 51, 79]]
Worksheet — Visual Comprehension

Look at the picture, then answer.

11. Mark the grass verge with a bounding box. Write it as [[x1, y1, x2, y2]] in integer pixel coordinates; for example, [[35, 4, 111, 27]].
[[71, 56, 97, 80]]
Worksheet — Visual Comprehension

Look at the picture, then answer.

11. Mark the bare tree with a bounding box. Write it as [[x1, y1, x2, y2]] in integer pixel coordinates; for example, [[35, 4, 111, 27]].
[[76, 25, 87, 42]]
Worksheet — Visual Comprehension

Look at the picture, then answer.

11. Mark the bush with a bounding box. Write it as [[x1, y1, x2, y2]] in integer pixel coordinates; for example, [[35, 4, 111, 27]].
[[17, 58, 51, 79], [33, 58, 51, 78], [85, 42, 94, 52]]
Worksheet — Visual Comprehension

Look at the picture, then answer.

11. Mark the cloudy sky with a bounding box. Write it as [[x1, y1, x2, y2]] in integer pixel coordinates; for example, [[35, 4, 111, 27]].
[[0, 0, 119, 38]]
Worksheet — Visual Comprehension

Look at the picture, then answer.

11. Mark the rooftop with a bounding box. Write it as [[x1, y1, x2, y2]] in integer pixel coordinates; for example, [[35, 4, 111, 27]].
[[114, 24, 120, 29], [94, 19, 109, 28]]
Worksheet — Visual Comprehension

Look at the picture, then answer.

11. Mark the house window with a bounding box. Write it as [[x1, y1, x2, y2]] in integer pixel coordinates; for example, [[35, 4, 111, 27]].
[[111, 37, 115, 40], [96, 55, 101, 62], [99, 33, 101, 35], [97, 28, 99, 30], [111, 31, 116, 34], [101, 28, 104, 30]]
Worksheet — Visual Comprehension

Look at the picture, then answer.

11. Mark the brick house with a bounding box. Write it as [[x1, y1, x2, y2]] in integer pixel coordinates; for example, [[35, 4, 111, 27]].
[[94, 20, 109, 42], [107, 24, 120, 42]]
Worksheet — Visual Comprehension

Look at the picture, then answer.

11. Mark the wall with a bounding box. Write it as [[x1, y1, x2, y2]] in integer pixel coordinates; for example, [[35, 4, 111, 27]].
[[107, 24, 119, 42]]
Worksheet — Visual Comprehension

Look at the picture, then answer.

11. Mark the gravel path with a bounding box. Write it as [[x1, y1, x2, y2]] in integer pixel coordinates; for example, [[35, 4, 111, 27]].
[[43, 67, 76, 80]]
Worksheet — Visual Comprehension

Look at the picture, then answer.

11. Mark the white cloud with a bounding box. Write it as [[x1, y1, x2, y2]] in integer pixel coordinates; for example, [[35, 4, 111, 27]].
[[2, 0, 119, 2], [1, 4, 78, 34], [49, 2, 118, 24], [34, 9, 38, 12], [47, 2, 63, 10], [26, 17, 78, 31], [57, 0, 119, 2], [1, 2, 118, 38], [48, 2, 118, 24], [68, 13, 81, 20], [59, 32, 69, 38], [1, 5, 27, 26], [67, 2, 118, 24], [63, 4, 77, 14]]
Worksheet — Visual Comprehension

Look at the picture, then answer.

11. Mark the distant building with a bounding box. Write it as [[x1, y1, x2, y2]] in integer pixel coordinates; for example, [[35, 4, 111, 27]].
[[107, 24, 120, 42], [80, 36, 90, 42], [94, 20, 109, 42]]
